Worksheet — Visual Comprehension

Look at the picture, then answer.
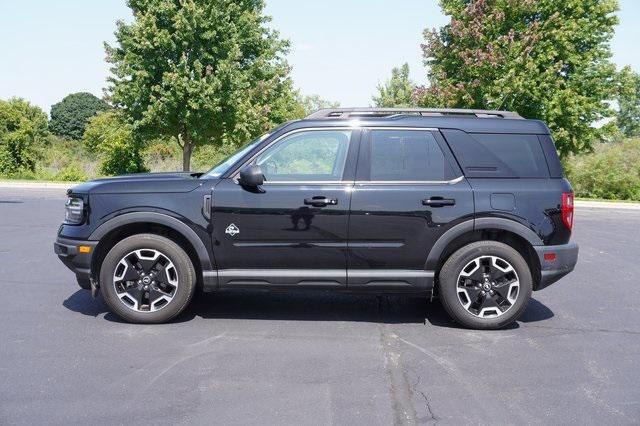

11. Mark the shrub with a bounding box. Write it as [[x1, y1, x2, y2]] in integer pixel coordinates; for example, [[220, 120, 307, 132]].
[[83, 110, 147, 175], [567, 138, 640, 201], [54, 163, 88, 182], [0, 98, 48, 174], [99, 143, 147, 176]]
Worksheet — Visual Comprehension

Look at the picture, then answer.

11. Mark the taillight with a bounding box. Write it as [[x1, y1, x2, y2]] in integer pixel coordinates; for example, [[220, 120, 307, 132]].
[[561, 192, 574, 230]]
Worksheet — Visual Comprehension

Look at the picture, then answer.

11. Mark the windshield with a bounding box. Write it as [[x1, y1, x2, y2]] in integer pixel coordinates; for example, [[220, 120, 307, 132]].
[[203, 134, 270, 178]]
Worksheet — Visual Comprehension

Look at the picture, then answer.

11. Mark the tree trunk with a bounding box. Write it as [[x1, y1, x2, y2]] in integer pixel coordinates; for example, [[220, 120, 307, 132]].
[[182, 133, 193, 172]]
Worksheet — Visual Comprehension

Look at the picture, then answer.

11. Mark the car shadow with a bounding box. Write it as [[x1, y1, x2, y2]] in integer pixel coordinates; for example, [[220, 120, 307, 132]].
[[63, 288, 554, 328], [63, 290, 110, 318]]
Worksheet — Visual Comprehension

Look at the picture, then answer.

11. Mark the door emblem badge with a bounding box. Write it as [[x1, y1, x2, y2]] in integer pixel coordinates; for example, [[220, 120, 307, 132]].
[[225, 223, 240, 236]]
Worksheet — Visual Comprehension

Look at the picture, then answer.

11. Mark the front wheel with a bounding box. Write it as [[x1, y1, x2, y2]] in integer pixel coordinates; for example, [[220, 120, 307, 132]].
[[100, 234, 196, 324], [438, 241, 533, 329]]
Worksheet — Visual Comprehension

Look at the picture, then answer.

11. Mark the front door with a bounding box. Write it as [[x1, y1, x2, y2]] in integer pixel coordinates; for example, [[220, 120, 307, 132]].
[[347, 128, 474, 290], [211, 128, 359, 288]]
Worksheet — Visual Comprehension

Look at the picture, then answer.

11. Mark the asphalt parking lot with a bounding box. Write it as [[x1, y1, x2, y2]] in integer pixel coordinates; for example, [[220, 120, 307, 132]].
[[1, 188, 639, 425]]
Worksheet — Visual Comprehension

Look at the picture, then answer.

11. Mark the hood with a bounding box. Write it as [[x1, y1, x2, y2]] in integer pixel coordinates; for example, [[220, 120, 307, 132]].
[[69, 172, 208, 195]]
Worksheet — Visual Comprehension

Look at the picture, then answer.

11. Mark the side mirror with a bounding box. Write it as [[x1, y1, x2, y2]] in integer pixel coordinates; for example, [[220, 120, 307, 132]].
[[238, 164, 265, 188]]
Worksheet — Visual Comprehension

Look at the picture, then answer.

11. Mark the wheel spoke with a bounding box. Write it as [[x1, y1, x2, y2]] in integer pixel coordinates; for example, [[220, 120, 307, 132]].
[[121, 259, 141, 282], [125, 286, 145, 308], [154, 262, 172, 286], [138, 258, 158, 274], [489, 267, 507, 282], [480, 293, 502, 310], [463, 285, 482, 303], [492, 283, 512, 301]]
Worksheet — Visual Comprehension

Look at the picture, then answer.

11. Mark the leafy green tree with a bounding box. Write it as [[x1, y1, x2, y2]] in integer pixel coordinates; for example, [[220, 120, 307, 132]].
[[373, 63, 416, 107], [83, 110, 147, 175], [417, 0, 620, 157], [616, 66, 640, 137], [49, 92, 109, 140], [0, 98, 48, 174], [297, 94, 339, 116], [105, 0, 301, 171]]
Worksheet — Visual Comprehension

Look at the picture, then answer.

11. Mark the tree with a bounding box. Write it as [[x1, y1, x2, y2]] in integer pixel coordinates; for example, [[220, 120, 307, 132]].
[[373, 63, 416, 107], [0, 98, 48, 174], [49, 92, 109, 140], [297, 94, 339, 116], [83, 110, 147, 175], [105, 0, 301, 171], [417, 0, 620, 157], [616, 66, 640, 137]]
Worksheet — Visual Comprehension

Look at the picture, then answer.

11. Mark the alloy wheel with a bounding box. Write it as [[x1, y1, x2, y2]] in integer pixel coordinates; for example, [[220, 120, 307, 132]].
[[456, 255, 520, 318], [112, 249, 179, 313]]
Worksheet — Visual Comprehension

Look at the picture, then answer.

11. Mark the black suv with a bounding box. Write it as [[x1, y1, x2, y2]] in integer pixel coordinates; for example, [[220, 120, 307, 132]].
[[54, 108, 578, 329]]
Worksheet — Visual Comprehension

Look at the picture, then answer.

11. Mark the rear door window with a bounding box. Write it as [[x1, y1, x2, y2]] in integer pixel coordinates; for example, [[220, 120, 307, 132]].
[[368, 130, 451, 181]]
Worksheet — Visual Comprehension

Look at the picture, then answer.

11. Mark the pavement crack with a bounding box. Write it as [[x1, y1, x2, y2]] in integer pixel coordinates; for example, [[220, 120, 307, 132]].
[[418, 391, 439, 424], [379, 324, 418, 425]]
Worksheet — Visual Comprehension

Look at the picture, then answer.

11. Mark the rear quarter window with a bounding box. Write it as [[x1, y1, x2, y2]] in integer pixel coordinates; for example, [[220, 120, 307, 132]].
[[470, 134, 549, 178], [440, 129, 551, 178]]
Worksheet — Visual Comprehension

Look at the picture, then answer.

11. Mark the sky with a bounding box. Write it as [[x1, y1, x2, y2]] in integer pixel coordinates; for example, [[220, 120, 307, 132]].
[[1, 0, 639, 113]]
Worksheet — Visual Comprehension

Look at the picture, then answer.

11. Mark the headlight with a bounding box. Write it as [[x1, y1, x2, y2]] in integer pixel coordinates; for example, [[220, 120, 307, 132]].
[[64, 197, 85, 224]]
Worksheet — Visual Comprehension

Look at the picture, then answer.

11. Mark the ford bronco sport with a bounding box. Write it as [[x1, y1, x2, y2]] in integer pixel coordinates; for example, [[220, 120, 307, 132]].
[[54, 108, 579, 329]]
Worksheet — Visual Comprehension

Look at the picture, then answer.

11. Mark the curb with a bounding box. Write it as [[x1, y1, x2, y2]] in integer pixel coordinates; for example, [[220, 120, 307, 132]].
[[0, 181, 75, 189], [575, 200, 640, 210]]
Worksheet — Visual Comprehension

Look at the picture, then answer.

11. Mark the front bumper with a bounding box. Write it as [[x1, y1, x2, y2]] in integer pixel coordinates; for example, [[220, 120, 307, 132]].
[[54, 237, 98, 290], [534, 242, 579, 290]]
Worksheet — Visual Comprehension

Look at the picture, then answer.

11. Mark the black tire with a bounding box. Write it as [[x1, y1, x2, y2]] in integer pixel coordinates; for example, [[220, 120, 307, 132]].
[[438, 241, 532, 330], [100, 234, 196, 324]]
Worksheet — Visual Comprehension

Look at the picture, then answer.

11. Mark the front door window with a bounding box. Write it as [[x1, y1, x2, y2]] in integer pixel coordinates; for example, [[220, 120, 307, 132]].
[[255, 130, 352, 182]]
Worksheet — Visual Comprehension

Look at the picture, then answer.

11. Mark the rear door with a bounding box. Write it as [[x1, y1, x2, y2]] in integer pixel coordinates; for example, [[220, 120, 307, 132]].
[[347, 128, 474, 290]]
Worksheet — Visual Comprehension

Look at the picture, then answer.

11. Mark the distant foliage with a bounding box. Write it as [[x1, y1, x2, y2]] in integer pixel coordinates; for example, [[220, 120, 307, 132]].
[[373, 63, 416, 108], [567, 138, 640, 200], [49, 92, 109, 140], [417, 0, 620, 157], [105, 0, 302, 171], [83, 110, 147, 175], [297, 94, 339, 116], [0, 98, 48, 174], [616, 67, 640, 137], [54, 163, 88, 182]]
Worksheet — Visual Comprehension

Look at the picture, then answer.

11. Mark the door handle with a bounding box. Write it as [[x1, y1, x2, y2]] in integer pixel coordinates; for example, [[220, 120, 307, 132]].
[[422, 197, 455, 207], [304, 196, 338, 207]]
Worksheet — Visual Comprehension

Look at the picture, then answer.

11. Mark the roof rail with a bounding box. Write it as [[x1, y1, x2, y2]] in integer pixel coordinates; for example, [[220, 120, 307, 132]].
[[305, 107, 522, 120]]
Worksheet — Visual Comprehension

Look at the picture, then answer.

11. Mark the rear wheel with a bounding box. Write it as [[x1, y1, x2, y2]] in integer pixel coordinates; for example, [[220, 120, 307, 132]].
[[100, 234, 196, 324], [438, 241, 532, 329]]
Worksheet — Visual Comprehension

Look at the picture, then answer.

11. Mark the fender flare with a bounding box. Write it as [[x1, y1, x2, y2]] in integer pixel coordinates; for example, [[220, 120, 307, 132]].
[[425, 217, 543, 270], [89, 211, 214, 273]]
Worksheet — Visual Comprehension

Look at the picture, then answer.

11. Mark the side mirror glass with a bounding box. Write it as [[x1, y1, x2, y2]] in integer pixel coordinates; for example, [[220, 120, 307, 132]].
[[238, 164, 265, 188]]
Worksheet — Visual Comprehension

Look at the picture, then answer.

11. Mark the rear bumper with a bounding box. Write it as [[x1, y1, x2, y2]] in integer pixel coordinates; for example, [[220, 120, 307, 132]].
[[54, 237, 98, 290], [534, 243, 579, 290]]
